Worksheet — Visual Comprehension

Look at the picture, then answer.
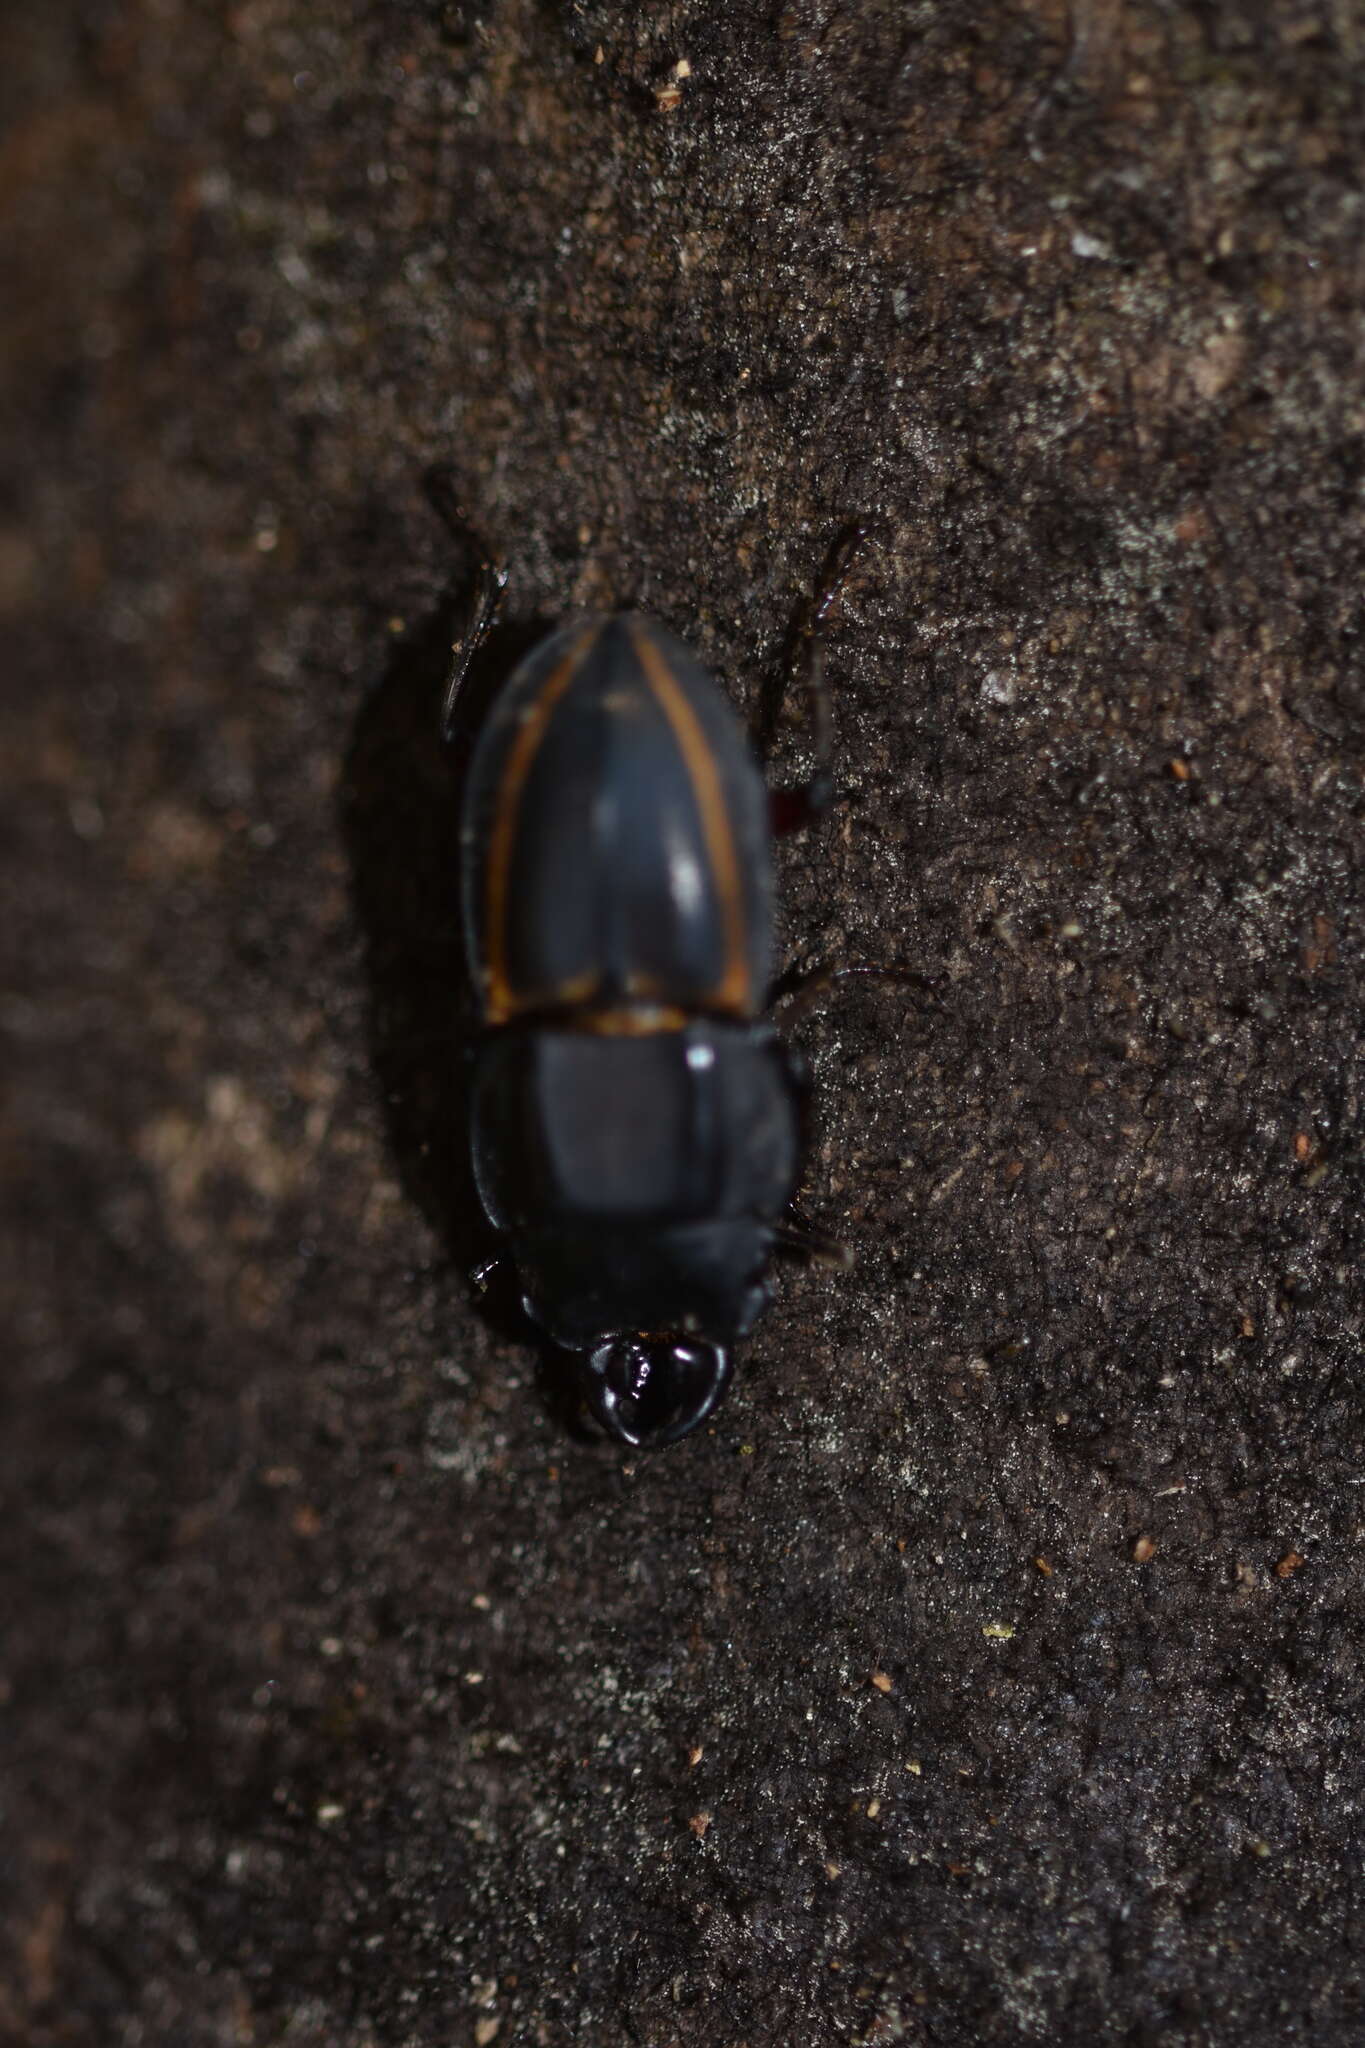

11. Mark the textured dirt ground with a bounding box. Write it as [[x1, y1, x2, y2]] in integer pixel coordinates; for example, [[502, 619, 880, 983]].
[[3, 3, 1363, 2043]]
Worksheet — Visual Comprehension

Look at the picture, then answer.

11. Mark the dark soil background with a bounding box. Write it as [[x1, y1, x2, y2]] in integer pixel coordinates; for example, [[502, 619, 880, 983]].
[[3, 3, 1363, 2044]]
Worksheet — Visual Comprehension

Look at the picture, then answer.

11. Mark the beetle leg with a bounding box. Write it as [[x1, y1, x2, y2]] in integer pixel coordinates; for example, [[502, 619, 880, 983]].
[[770, 960, 938, 1027], [425, 468, 510, 742], [776, 1207, 854, 1269], [769, 521, 873, 836], [440, 558, 509, 742]]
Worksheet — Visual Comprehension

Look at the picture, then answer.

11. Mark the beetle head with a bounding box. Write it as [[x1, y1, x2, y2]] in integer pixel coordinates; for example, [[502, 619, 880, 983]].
[[581, 1336, 732, 1449]]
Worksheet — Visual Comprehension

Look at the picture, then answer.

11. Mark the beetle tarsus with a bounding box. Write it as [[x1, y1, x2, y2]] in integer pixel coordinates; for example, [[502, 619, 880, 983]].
[[812, 521, 874, 622], [769, 521, 876, 837]]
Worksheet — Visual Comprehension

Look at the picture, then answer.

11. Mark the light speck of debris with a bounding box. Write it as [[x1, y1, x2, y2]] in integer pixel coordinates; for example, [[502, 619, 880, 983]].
[[689, 1812, 711, 1839], [983, 1622, 1015, 1640], [870, 1669, 893, 1693], [1133, 1536, 1157, 1563]]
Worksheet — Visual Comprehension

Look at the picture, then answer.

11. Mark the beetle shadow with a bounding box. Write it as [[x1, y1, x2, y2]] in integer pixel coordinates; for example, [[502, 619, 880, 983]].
[[339, 588, 590, 1409]]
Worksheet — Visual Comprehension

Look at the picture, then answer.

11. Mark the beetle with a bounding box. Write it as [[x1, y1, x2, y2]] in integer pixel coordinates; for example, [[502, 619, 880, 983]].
[[433, 478, 905, 1447]]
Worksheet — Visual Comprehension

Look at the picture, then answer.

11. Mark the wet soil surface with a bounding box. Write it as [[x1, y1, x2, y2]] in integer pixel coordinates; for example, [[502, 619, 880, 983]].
[[3, 4, 1362, 2043]]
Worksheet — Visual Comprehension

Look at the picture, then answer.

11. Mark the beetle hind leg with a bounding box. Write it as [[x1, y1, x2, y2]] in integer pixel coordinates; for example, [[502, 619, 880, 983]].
[[768, 521, 875, 836]]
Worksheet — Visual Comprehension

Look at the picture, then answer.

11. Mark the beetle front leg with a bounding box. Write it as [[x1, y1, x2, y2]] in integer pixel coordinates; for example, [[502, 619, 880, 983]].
[[776, 1206, 854, 1269], [768, 522, 873, 836], [425, 467, 509, 742]]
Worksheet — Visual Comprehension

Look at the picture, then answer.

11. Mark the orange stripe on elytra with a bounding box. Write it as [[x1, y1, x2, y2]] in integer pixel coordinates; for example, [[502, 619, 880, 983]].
[[483, 625, 601, 1024], [630, 622, 755, 1018]]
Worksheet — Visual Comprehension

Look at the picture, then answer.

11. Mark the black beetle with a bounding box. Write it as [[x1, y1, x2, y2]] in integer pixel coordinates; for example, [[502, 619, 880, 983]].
[[434, 481, 905, 1447]]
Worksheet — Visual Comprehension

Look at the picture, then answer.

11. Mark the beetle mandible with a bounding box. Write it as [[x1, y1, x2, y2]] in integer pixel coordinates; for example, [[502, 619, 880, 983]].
[[434, 479, 906, 1448]]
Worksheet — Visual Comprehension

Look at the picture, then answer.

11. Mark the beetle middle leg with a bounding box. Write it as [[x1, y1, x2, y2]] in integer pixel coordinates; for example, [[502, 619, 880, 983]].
[[425, 467, 509, 742], [768, 522, 873, 836], [769, 960, 939, 1027], [776, 1204, 854, 1269]]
